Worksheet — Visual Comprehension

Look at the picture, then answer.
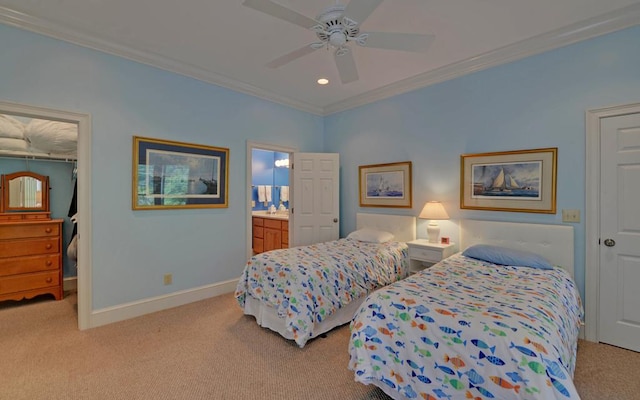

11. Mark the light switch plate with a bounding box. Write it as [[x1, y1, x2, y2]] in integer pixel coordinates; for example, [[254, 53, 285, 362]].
[[562, 209, 580, 223]]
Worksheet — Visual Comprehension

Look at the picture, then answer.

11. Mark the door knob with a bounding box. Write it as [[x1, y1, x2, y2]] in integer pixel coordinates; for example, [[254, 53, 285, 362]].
[[604, 238, 616, 247], [333, 218, 338, 223]]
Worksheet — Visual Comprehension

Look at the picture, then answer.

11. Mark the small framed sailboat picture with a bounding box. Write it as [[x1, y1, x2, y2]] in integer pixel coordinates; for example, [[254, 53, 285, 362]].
[[359, 161, 412, 208], [460, 148, 557, 214]]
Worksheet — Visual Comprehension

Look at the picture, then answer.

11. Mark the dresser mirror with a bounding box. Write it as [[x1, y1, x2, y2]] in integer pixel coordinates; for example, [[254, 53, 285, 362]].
[[1, 171, 50, 214]]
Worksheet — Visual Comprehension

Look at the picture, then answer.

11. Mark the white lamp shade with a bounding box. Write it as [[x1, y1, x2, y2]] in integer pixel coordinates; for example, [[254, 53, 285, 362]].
[[419, 201, 449, 243], [419, 201, 449, 220]]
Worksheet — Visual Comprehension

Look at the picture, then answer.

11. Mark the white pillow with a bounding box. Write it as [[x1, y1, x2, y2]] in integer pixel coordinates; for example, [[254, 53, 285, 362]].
[[0, 137, 29, 152], [347, 228, 394, 243], [25, 118, 78, 155], [0, 114, 25, 139]]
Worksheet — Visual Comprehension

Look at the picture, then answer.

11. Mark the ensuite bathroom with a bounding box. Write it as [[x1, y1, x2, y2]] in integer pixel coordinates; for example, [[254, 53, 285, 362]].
[[251, 149, 290, 254]]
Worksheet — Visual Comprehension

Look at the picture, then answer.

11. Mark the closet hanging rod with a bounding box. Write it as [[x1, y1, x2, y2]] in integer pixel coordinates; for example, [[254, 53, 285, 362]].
[[0, 155, 77, 163]]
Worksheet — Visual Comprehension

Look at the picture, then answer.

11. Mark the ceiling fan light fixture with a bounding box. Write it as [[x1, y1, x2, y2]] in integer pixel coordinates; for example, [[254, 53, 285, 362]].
[[329, 32, 347, 47], [243, 0, 434, 85]]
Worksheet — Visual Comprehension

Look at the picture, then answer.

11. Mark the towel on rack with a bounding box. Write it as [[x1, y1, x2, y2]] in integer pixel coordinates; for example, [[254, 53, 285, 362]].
[[258, 185, 266, 202], [265, 185, 272, 202], [280, 186, 289, 202]]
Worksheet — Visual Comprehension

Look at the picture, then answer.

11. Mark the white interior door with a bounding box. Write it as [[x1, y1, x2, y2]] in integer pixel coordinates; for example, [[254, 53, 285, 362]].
[[598, 112, 640, 352], [291, 153, 339, 247]]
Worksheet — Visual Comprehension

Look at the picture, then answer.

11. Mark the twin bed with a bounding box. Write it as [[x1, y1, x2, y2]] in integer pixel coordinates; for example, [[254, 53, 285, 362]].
[[235, 213, 416, 347], [349, 220, 582, 399], [235, 216, 583, 399]]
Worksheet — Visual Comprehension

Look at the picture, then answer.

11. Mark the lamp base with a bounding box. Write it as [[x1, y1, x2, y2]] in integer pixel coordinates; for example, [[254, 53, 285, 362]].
[[427, 222, 440, 243]]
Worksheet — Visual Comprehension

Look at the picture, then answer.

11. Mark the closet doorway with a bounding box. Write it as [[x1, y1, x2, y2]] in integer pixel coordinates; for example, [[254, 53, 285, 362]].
[[245, 141, 296, 260], [0, 100, 91, 330]]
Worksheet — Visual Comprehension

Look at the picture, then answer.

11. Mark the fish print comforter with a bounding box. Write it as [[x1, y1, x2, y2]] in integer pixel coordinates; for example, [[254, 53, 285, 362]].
[[349, 253, 583, 400], [235, 238, 408, 347]]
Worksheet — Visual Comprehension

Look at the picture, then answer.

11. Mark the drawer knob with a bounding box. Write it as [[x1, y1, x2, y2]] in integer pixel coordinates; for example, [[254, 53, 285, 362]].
[[46, 260, 52, 266], [45, 244, 52, 249], [45, 228, 52, 233], [45, 277, 53, 283]]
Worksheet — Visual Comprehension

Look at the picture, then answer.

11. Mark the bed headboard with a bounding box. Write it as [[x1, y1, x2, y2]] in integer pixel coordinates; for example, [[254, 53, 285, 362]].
[[356, 213, 416, 243], [460, 220, 574, 277]]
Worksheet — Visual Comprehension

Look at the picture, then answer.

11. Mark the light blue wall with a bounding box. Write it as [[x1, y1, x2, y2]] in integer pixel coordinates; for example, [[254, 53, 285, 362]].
[[0, 23, 323, 309], [325, 25, 640, 303], [2, 19, 638, 312]]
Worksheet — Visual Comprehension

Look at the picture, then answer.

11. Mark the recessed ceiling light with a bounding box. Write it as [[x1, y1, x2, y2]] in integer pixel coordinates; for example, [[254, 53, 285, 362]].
[[317, 78, 329, 85]]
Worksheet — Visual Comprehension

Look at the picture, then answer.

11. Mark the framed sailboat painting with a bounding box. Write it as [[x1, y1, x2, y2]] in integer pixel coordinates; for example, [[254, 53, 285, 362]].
[[359, 161, 412, 208], [460, 148, 557, 213]]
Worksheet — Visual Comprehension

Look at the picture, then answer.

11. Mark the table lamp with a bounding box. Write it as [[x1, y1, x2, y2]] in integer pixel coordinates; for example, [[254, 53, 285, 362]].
[[418, 201, 449, 243]]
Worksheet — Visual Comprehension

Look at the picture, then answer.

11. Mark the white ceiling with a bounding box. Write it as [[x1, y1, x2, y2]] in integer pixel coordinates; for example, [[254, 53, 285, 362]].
[[1, 1, 639, 115]]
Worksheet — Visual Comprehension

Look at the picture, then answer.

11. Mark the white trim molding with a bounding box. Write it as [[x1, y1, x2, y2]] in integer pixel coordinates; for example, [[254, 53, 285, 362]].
[[0, 100, 92, 331], [1, 4, 639, 116], [585, 102, 640, 342], [90, 279, 238, 328], [63, 277, 77, 292]]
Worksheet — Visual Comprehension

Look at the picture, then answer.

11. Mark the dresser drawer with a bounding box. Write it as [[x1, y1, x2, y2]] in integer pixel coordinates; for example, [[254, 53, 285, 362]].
[[0, 254, 60, 277], [0, 237, 59, 257], [0, 222, 60, 240], [409, 247, 442, 262], [0, 271, 59, 295]]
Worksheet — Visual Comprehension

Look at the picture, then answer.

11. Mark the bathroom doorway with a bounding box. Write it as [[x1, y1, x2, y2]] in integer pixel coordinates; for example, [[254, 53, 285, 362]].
[[245, 141, 296, 260]]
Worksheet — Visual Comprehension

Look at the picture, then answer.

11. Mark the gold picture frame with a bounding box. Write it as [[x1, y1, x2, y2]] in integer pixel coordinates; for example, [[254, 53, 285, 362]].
[[132, 136, 229, 210], [359, 161, 412, 208], [460, 147, 557, 214]]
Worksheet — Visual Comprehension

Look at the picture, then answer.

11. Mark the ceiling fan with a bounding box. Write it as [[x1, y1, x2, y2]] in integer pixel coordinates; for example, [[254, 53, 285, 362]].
[[243, 0, 435, 84]]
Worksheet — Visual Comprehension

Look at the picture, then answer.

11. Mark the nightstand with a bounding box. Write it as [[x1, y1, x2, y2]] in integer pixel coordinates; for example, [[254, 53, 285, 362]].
[[407, 239, 457, 273]]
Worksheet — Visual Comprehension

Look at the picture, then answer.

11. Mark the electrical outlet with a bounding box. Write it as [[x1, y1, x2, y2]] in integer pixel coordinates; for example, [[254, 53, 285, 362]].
[[562, 209, 580, 223], [163, 273, 173, 285]]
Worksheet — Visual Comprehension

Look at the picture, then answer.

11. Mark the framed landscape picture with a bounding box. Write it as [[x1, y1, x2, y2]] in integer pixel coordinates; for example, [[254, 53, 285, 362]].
[[460, 147, 557, 214], [359, 161, 412, 208], [132, 136, 229, 210]]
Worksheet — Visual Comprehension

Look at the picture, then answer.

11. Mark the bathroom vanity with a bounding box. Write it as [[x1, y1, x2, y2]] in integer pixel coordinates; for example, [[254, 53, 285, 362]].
[[252, 211, 288, 254]]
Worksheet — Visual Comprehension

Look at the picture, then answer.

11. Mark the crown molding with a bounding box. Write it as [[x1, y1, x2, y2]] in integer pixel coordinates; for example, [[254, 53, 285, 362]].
[[0, 6, 324, 116], [1, 4, 639, 117], [322, 3, 640, 116]]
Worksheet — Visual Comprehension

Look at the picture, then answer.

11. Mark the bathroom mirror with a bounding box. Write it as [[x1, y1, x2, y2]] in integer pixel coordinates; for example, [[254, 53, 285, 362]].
[[1, 171, 50, 213]]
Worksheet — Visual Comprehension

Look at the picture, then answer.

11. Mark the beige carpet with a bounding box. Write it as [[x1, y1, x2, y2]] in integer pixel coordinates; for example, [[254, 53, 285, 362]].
[[1, 292, 639, 400]]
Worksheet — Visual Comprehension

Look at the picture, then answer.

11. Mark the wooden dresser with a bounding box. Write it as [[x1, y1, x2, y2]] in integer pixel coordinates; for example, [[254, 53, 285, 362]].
[[0, 171, 63, 302], [0, 219, 64, 301]]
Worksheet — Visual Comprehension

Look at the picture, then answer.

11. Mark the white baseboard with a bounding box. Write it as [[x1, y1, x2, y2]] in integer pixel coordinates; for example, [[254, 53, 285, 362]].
[[86, 279, 238, 329], [63, 277, 77, 292]]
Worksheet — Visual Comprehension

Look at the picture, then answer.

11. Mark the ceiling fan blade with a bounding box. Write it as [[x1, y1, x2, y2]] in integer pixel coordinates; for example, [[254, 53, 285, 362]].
[[343, 0, 383, 24], [243, 0, 319, 29], [266, 45, 318, 69], [334, 49, 359, 84], [362, 32, 435, 53]]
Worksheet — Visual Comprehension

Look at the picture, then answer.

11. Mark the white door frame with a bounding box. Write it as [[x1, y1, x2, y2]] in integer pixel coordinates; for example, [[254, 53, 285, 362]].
[[0, 100, 92, 330], [245, 141, 297, 260], [585, 101, 640, 342]]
